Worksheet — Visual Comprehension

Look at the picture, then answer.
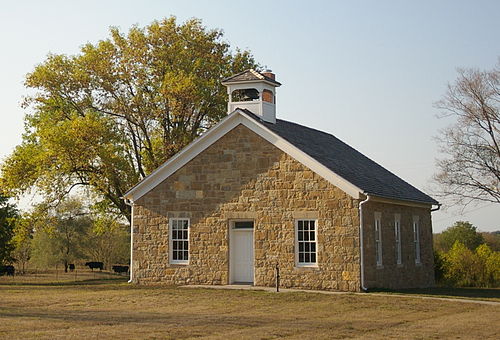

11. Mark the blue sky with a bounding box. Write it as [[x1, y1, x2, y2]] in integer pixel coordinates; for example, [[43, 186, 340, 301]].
[[0, 0, 498, 231]]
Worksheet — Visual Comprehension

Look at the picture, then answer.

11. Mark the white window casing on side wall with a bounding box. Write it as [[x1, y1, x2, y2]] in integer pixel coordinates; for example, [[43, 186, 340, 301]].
[[394, 214, 402, 265], [374, 212, 382, 267], [413, 216, 421, 264]]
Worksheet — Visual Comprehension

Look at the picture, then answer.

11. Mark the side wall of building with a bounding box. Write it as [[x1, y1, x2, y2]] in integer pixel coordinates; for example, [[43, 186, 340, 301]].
[[132, 124, 361, 291], [362, 201, 435, 289]]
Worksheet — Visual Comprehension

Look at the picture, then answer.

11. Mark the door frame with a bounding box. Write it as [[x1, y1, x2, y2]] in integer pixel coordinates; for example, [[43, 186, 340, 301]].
[[229, 219, 255, 284]]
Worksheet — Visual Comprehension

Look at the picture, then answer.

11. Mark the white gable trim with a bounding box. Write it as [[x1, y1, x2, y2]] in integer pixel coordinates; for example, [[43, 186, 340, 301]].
[[123, 110, 362, 202], [123, 112, 245, 201], [237, 112, 362, 199]]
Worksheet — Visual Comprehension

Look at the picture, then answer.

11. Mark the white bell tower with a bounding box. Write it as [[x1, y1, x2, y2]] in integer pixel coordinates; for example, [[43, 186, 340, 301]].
[[222, 69, 281, 124]]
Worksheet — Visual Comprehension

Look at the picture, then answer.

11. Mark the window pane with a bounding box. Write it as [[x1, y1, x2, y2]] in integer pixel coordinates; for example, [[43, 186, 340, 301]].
[[183, 220, 189, 229], [299, 253, 304, 263], [298, 231, 303, 241], [304, 253, 310, 263], [304, 242, 310, 252], [304, 231, 309, 241], [184, 241, 189, 251], [299, 242, 304, 252], [183, 230, 188, 240], [310, 253, 316, 263], [311, 243, 316, 252], [310, 221, 315, 230], [298, 220, 303, 229], [310, 231, 315, 241], [234, 221, 254, 229]]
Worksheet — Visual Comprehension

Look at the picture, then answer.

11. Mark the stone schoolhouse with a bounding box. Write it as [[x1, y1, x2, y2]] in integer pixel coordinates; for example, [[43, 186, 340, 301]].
[[123, 69, 439, 291]]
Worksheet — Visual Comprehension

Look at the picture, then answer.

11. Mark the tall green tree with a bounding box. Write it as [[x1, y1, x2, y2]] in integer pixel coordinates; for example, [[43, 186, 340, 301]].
[[481, 231, 500, 251], [0, 195, 19, 265], [1, 17, 258, 221], [11, 215, 34, 274], [30, 199, 91, 272], [434, 221, 485, 252], [84, 215, 130, 269]]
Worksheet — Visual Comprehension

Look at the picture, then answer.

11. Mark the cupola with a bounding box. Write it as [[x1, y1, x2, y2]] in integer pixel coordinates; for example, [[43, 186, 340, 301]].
[[222, 69, 281, 124]]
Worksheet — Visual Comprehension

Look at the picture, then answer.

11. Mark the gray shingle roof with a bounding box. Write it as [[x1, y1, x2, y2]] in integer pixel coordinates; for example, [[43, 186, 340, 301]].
[[222, 69, 282, 86], [243, 110, 438, 205]]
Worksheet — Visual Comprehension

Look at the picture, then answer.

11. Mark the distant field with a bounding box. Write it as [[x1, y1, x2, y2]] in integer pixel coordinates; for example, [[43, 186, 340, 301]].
[[0, 269, 124, 284], [1, 273, 499, 339]]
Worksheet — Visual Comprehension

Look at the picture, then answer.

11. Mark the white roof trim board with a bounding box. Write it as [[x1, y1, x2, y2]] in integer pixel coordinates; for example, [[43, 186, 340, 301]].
[[123, 109, 363, 202], [250, 68, 265, 79]]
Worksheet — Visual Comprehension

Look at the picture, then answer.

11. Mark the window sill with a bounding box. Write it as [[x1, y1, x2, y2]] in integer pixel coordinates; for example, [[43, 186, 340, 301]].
[[169, 262, 189, 266], [296, 264, 319, 269]]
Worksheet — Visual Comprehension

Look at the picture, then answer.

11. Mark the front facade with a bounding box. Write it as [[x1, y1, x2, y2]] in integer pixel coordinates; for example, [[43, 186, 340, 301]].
[[125, 70, 438, 291]]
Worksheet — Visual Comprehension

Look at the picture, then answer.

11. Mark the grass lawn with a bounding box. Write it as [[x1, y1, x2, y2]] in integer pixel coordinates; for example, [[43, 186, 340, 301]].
[[1, 273, 499, 339]]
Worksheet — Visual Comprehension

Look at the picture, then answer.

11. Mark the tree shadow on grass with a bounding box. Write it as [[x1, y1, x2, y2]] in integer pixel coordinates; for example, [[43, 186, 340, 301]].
[[370, 287, 500, 300]]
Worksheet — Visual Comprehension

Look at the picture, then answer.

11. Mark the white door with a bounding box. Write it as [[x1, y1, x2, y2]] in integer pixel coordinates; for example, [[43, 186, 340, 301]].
[[231, 224, 254, 283]]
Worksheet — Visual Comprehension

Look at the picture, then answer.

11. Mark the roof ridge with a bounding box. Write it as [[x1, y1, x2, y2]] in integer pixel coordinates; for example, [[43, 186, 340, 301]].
[[249, 68, 265, 79]]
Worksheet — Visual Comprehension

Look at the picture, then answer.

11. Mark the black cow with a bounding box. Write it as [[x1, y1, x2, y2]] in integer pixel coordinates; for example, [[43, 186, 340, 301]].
[[112, 265, 129, 274], [85, 261, 104, 271], [0, 265, 15, 276], [68, 264, 75, 272]]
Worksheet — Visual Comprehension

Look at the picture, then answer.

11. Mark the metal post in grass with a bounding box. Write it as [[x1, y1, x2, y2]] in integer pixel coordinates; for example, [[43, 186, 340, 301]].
[[275, 262, 280, 292]]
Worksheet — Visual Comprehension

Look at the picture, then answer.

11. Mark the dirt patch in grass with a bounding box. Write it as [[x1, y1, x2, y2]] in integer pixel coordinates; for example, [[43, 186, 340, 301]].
[[0, 274, 499, 339]]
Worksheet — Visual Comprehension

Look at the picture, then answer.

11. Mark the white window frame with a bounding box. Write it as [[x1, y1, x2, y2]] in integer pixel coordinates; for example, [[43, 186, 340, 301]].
[[169, 218, 190, 265], [394, 214, 402, 265], [413, 216, 421, 264], [295, 219, 318, 267], [374, 212, 382, 267]]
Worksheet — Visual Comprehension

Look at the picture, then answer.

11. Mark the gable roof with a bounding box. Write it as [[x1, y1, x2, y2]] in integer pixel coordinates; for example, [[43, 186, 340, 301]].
[[222, 69, 282, 86], [243, 110, 438, 205], [123, 109, 438, 206]]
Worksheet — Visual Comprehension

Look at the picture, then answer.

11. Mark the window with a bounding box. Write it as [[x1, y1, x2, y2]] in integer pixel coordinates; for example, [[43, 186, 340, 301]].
[[374, 212, 382, 266], [233, 221, 254, 229], [413, 216, 421, 264], [169, 218, 189, 264], [296, 220, 317, 266], [394, 214, 402, 265]]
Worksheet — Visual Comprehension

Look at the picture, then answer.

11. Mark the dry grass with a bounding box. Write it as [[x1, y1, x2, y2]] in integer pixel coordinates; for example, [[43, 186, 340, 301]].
[[371, 287, 500, 302], [1, 273, 499, 339]]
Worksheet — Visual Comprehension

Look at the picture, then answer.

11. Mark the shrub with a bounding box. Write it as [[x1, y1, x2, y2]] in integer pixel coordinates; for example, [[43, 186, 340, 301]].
[[437, 241, 500, 288]]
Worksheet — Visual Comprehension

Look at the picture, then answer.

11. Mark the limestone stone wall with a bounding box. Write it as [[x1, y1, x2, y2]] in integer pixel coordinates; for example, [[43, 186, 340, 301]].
[[132, 124, 361, 291], [362, 201, 435, 289]]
